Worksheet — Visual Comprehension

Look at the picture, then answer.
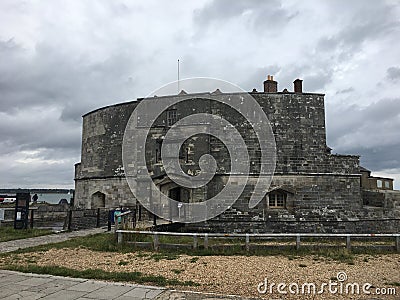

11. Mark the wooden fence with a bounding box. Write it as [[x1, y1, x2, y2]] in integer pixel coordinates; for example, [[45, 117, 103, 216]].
[[116, 230, 400, 252]]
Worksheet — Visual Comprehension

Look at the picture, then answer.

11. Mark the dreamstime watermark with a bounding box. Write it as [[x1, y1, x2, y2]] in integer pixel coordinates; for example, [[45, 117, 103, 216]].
[[257, 271, 397, 296], [122, 78, 276, 223]]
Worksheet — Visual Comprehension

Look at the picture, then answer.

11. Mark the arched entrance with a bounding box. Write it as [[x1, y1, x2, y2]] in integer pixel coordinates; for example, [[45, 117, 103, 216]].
[[91, 191, 105, 208], [168, 187, 180, 218], [168, 187, 191, 219]]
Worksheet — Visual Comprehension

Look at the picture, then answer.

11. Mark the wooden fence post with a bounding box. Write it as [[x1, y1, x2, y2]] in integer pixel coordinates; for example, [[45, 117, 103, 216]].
[[346, 235, 351, 251], [153, 233, 159, 251], [396, 236, 400, 252], [117, 231, 123, 244], [193, 234, 198, 249], [204, 233, 209, 249], [96, 208, 100, 228], [296, 234, 301, 250], [67, 210, 72, 231], [245, 234, 250, 252], [30, 209, 34, 229]]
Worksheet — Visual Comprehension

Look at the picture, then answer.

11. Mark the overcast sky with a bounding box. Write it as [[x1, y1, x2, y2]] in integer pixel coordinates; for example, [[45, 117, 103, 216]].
[[1, 0, 400, 189]]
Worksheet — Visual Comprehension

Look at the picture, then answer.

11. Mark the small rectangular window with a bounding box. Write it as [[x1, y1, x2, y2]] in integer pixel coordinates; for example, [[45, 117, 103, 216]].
[[377, 180, 383, 188], [167, 110, 177, 126], [276, 194, 285, 207], [155, 140, 162, 162], [268, 192, 286, 208], [268, 198, 275, 207], [385, 181, 390, 188]]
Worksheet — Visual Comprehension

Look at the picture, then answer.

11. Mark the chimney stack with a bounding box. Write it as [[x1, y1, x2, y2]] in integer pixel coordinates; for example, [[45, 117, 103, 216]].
[[293, 79, 303, 93], [263, 75, 278, 93]]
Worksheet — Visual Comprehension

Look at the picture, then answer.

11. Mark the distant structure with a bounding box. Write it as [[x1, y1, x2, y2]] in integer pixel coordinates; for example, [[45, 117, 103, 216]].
[[74, 75, 400, 233]]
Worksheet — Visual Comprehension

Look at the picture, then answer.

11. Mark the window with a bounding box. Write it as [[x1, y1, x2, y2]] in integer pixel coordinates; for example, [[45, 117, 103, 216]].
[[385, 181, 390, 189], [377, 180, 383, 188], [155, 140, 162, 163], [167, 110, 177, 126], [268, 191, 286, 208]]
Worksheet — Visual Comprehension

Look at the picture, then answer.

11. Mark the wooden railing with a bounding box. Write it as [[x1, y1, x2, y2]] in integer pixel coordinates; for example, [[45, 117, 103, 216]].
[[116, 230, 400, 252]]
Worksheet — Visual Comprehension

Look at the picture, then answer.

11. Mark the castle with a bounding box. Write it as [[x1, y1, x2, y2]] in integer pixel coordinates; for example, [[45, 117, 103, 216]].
[[74, 76, 400, 233]]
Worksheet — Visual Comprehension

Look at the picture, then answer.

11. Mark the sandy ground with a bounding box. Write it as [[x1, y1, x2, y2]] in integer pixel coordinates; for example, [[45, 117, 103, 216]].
[[1, 248, 399, 299]]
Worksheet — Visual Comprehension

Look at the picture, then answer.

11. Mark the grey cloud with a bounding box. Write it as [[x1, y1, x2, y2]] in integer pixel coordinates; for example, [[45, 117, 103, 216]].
[[326, 98, 400, 172], [0, 111, 81, 155], [303, 69, 334, 92], [387, 67, 400, 82], [242, 65, 281, 91], [0, 1, 399, 188], [336, 87, 354, 95], [0, 38, 143, 121], [194, 0, 297, 31], [317, 1, 399, 60], [0, 156, 76, 188]]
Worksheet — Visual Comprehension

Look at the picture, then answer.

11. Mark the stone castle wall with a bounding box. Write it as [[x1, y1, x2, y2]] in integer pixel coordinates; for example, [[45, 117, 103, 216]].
[[74, 177, 135, 209], [74, 90, 400, 233]]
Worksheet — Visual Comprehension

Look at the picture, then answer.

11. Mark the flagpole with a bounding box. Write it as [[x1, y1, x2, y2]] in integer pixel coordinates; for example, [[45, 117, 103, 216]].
[[177, 59, 180, 93]]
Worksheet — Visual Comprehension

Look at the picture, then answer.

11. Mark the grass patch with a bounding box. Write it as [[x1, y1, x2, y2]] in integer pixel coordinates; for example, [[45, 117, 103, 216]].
[[4, 264, 198, 287], [385, 282, 400, 286], [0, 233, 130, 256], [190, 257, 199, 263], [148, 253, 180, 261], [0, 227, 53, 242], [171, 269, 183, 274]]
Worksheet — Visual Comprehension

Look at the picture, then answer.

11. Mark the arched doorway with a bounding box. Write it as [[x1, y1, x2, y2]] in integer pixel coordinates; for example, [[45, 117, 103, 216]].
[[168, 187, 180, 218], [168, 187, 191, 219], [91, 191, 105, 208]]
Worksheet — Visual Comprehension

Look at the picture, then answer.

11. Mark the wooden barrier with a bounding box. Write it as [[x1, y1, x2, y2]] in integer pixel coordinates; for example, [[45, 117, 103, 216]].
[[116, 230, 400, 252]]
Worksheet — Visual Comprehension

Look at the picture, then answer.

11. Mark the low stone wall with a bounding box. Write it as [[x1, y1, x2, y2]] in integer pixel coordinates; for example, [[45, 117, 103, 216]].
[[363, 191, 385, 207], [66, 208, 109, 230], [183, 218, 400, 234], [182, 207, 400, 233]]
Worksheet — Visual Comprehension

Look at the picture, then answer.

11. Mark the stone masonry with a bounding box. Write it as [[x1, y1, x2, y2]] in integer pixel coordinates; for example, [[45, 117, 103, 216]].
[[74, 75, 400, 233]]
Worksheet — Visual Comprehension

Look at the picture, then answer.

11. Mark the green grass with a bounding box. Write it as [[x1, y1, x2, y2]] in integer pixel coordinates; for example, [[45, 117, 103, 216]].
[[0, 233, 129, 256], [4, 264, 198, 287], [190, 257, 199, 263], [117, 260, 129, 266], [148, 252, 180, 261], [385, 282, 400, 287], [0, 227, 53, 242]]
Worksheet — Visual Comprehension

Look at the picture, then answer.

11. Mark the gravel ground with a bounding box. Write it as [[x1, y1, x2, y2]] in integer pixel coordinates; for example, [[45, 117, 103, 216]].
[[1, 248, 399, 299]]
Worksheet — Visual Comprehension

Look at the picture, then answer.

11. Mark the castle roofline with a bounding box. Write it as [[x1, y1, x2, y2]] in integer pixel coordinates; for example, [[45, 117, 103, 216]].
[[82, 90, 325, 118]]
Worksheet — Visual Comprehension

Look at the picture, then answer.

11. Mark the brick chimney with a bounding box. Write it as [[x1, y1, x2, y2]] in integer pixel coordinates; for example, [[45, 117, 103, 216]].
[[263, 75, 278, 93], [293, 79, 303, 93]]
